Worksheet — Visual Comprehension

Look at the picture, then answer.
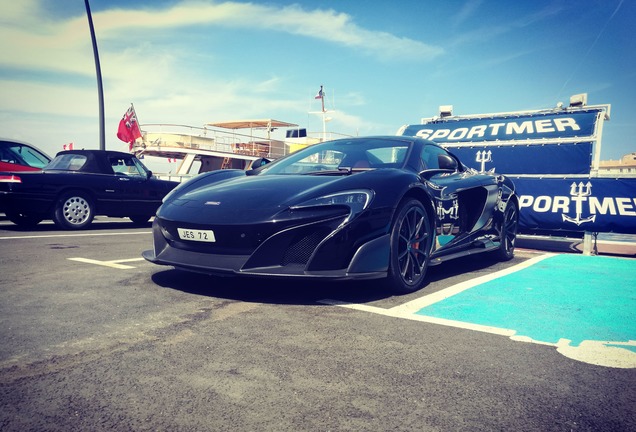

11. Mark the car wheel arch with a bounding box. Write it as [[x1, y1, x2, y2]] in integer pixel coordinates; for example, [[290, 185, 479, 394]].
[[497, 191, 519, 221], [55, 186, 96, 205], [393, 186, 436, 233], [494, 193, 520, 261]]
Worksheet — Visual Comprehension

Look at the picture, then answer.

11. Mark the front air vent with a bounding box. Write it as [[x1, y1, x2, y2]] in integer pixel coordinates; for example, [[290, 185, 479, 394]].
[[281, 230, 328, 265]]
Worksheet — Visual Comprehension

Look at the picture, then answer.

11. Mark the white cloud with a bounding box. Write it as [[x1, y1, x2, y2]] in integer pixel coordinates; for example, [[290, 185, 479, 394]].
[[92, 1, 444, 60], [0, 0, 444, 156], [0, 1, 443, 77]]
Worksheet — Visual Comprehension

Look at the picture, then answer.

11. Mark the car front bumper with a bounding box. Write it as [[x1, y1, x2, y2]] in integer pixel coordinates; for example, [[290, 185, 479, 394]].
[[143, 212, 391, 281]]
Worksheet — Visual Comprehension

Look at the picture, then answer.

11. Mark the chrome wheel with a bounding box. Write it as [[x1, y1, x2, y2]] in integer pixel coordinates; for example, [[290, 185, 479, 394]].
[[54, 192, 94, 229]]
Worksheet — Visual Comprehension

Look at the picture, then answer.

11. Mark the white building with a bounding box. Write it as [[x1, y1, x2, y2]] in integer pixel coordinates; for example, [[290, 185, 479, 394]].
[[599, 152, 636, 176]]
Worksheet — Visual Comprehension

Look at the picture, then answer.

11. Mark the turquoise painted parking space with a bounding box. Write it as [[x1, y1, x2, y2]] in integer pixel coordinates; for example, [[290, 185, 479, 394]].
[[414, 254, 636, 367], [323, 253, 636, 368]]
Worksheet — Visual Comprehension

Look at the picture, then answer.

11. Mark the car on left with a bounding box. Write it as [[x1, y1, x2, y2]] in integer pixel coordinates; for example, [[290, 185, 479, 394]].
[[0, 149, 180, 229], [0, 139, 51, 172]]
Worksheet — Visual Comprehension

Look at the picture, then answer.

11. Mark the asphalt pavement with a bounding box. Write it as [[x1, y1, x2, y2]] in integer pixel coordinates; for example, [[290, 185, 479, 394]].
[[1, 216, 635, 431]]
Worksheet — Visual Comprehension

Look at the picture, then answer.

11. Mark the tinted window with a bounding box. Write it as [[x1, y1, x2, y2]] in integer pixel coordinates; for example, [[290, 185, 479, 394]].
[[420, 145, 450, 170], [47, 154, 88, 171]]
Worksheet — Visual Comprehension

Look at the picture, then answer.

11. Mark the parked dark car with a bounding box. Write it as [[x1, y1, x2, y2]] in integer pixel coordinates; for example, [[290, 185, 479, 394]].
[[0, 149, 179, 229], [143, 136, 518, 293], [0, 139, 51, 172]]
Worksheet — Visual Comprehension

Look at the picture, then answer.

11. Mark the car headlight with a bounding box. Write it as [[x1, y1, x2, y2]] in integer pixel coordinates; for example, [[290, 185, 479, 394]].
[[290, 190, 374, 220]]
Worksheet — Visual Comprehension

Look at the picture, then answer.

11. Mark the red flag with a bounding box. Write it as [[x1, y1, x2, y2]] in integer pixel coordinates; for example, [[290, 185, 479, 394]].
[[117, 104, 142, 151]]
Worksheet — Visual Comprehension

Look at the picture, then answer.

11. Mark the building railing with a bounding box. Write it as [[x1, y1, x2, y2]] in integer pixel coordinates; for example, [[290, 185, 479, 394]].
[[136, 124, 351, 160]]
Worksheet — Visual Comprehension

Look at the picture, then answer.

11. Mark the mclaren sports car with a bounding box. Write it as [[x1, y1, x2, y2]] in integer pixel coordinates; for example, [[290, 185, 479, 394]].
[[143, 136, 518, 293]]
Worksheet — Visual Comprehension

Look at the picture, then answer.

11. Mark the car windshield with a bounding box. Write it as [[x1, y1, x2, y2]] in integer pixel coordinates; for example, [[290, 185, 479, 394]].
[[0, 142, 50, 168], [259, 137, 412, 175]]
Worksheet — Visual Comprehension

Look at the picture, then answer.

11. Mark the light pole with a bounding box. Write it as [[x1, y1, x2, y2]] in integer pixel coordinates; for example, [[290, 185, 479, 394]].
[[84, 0, 105, 150]]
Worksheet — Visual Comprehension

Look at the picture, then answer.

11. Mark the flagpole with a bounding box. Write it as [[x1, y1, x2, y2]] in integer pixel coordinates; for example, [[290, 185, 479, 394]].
[[84, 0, 105, 150], [321, 86, 326, 141], [131, 102, 139, 127], [310, 85, 329, 142], [131, 102, 137, 152], [321, 86, 325, 113]]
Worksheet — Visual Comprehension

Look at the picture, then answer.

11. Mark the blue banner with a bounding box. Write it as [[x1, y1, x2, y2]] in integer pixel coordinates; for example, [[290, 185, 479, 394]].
[[514, 177, 636, 234], [400, 110, 600, 143], [447, 142, 593, 175]]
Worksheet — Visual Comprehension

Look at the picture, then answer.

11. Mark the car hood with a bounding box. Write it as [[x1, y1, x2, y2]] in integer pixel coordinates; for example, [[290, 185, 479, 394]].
[[158, 174, 352, 224]]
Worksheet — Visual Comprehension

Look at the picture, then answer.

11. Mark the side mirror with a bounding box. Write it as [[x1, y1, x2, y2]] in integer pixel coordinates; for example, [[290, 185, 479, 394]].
[[246, 157, 271, 175], [146, 170, 153, 179], [419, 154, 460, 179], [251, 157, 271, 169], [438, 154, 458, 171]]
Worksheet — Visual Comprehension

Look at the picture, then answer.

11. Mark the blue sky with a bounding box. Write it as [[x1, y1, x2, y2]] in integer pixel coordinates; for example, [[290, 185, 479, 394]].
[[0, 0, 634, 171]]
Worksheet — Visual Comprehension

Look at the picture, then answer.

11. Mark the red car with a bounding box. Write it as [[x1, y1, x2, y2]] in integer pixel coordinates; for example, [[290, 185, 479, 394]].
[[0, 139, 51, 172]]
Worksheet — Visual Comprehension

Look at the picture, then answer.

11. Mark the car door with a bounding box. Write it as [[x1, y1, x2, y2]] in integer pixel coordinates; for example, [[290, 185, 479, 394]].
[[420, 144, 499, 249], [107, 155, 158, 215]]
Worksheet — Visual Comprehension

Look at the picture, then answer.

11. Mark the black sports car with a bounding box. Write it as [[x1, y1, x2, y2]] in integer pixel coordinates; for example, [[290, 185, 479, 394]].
[[143, 136, 518, 293]]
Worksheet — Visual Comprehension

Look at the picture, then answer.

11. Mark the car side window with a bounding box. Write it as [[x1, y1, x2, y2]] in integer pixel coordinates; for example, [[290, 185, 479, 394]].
[[110, 157, 145, 177], [420, 145, 450, 170]]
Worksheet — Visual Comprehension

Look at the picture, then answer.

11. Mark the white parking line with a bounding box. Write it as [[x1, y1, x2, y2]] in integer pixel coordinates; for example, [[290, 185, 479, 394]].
[[319, 254, 556, 338], [68, 257, 146, 269], [321, 253, 554, 315], [390, 253, 555, 314], [320, 298, 519, 337], [0, 232, 151, 240]]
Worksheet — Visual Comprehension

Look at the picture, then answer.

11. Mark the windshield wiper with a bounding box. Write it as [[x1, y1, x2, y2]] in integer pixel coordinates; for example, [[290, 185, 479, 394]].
[[304, 167, 375, 176], [305, 167, 352, 176]]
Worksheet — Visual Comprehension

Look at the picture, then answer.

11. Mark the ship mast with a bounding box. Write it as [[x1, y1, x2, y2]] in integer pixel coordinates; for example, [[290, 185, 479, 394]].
[[310, 85, 332, 142]]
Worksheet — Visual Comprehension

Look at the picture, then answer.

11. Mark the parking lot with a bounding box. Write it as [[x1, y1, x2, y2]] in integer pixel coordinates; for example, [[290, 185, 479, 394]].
[[1, 217, 635, 431]]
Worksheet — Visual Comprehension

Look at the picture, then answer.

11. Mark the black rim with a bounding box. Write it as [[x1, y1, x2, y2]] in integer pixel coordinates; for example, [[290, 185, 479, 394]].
[[502, 203, 518, 253], [396, 205, 430, 285]]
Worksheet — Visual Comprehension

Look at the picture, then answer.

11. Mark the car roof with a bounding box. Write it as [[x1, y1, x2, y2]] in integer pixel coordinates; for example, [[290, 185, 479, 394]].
[[50, 149, 138, 175], [56, 149, 133, 158]]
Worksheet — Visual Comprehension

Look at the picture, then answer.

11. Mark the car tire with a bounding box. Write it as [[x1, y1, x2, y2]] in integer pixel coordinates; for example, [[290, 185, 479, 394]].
[[5, 210, 43, 228], [495, 199, 518, 261], [53, 191, 94, 229], [386, 198, 433, 294], [129, 215, 152, 225]]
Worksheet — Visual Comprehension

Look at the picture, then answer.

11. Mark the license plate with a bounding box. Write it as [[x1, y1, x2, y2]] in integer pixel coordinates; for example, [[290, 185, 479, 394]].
[[177, 228, 216, 242]]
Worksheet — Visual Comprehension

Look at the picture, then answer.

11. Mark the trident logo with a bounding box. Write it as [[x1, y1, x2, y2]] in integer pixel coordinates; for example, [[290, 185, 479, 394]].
[[562, 181, 596, 226], [475, 150, 493, 172]]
